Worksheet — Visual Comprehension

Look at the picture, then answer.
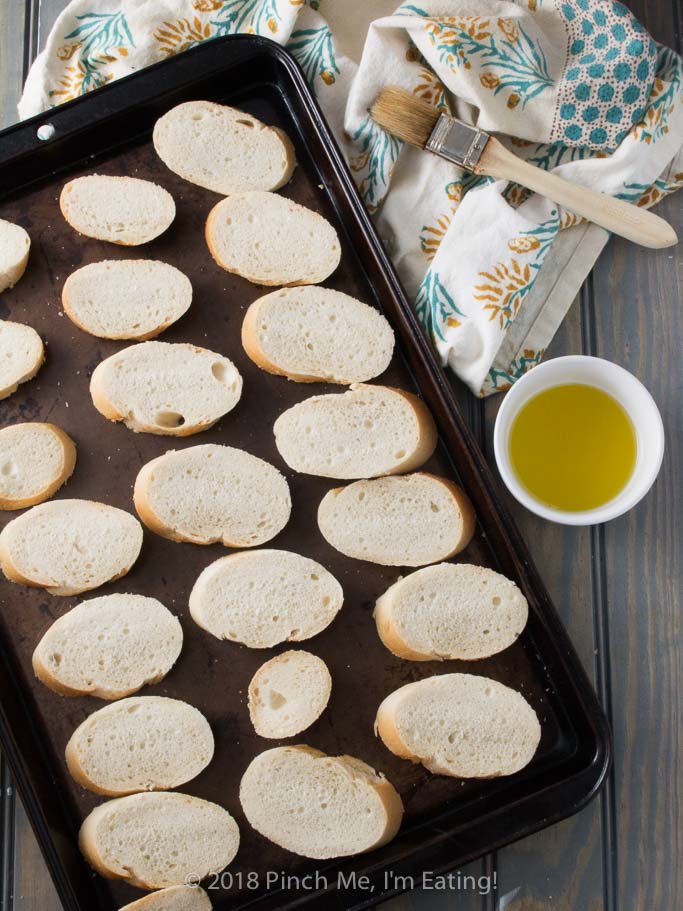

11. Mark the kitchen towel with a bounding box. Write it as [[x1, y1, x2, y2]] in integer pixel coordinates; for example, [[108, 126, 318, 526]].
[[19, 0, 683, 396]]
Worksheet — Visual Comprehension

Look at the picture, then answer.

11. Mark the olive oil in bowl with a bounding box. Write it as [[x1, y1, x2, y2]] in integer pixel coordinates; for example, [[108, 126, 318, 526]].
[[508, 383, 636, 512]]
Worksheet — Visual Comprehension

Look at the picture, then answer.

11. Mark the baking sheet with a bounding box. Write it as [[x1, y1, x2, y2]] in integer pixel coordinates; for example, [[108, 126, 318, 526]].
[[0, 36, 610, 911]]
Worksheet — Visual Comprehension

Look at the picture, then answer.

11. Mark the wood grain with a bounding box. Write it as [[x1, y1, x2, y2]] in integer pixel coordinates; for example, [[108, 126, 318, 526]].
[[0, 0, 27, 128]]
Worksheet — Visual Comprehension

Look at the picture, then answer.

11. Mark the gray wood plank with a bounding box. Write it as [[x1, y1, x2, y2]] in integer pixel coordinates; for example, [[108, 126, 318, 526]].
[[479, 299, 607, 911], [590, 186, 682, 911], [0, 0, 27, 128]]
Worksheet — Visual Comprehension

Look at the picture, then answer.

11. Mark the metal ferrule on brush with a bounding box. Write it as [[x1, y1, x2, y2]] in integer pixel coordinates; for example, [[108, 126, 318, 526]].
[[425, 113, 489, 170]]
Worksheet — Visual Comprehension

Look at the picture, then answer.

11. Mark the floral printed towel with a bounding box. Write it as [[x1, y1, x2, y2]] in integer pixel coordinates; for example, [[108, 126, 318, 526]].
[[19, 0, 683, 396]]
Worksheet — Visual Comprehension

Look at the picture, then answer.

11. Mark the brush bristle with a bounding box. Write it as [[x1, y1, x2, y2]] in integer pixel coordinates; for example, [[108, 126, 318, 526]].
[[370, 86, 441, 148]]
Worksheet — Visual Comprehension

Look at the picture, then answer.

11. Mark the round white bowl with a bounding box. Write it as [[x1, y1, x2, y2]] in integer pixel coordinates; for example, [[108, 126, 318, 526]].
[[493, 355, 665, 526]]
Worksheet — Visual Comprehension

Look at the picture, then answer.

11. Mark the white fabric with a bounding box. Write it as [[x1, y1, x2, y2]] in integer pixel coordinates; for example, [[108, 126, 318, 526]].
[[19, 0, 683, 395]]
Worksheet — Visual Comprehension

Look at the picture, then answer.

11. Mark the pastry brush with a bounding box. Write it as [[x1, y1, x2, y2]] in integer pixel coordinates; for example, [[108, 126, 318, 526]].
[[371, 86, 677, 249]]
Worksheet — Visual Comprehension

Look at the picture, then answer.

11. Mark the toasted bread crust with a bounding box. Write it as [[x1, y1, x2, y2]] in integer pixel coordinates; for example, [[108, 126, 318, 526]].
[[0, 325, 45, 400], [0, 424, 77, 510]]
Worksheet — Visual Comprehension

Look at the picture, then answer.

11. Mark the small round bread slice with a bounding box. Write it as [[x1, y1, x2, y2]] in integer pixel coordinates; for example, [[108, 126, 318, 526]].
[[0, 218, 30, 292], [90, 341, 242, 435], [189, 550, 343, 648], [119, 886, 212, 911], [318, 473, 476, 567], [0, 423, 76, 510], [0, 321, 44, 400], [60, 175, 175, 245], [242, 286, 395, 384], [153, 100, 296, 195], [134, 444, 291, 547], [274, 384, 437, 479], [375, 673, 541, 778], [0, 498, 143, 596], [206, 192, 340, 286], [32, 593, 183, 699], [240, 745, 403, 859], [62, 259, 192, 340], [66, 696, 214, 795], [248, 650, 331, 738], [79, 792, 240, 890], [374, 563, 529, 661]]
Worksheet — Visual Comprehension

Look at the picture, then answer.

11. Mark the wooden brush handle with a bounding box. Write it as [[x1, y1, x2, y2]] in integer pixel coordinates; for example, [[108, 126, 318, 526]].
[[479, 137, 677, 249]]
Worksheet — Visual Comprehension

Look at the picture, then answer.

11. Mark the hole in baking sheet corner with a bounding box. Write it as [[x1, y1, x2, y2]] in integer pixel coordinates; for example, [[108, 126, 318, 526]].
[[155, 411, 185, 429], [37, 124, 56, 141]]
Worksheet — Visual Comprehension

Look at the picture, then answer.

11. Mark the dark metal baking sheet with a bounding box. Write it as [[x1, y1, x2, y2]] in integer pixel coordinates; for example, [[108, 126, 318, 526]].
[[0, 35, 610, 911]]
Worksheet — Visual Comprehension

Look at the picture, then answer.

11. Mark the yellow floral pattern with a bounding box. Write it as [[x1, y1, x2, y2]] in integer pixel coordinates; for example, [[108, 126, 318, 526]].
[[154, 17, 212, 55]]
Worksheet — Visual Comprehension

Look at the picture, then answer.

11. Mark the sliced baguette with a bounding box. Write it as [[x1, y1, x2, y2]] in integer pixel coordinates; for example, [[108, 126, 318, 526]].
[[239, 745, 403, 859], [120, 886, 212, 911], [62, 259, 192, 340], [60, 175, 175, 245], [79, 792, 239, 890], [242, 286, 395, 384], [248, 650, 331, 739], [0, 218, 30, 292], [32, 593, 183, 699], [317, 473, 475, 567], [0, 498, 143, 596], [134, 444, 291, 547], [206, 192, 340, 286], [90, 341, 242, 436], [189, 550, 343, 648], [375, 673, 541, 778], [0, 423, 76, 510], [0, 321, 44, 400], [153, 100, 296, 195], [374, 563, 528, 661], [66, 696, 214, 795], [274, 384, 437, 479]]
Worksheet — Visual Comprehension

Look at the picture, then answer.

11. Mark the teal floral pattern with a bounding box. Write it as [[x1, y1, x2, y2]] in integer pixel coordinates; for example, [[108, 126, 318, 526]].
[[210, 0, 282, 36], [288, 24, 339, 85], [63, 11, 134, 54], [50, 11, 134, 103], [349, 117, 401, 212], [416, 270, 466, 344], [400, 5, 552, 109], [485, 348, 545, 394]]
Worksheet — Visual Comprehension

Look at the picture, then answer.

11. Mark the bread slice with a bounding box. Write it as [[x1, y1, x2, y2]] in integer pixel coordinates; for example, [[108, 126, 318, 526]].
[[60, 175, 175, 245], [134, 444, 291, 547], [79, 792, 239, 890], [0, 218, 30, 292], [0, 321, 44, 400], [374, 563, 528, 661], [318, 473, 476, 567], [32, 593, 183, 699], [90, 341, 242, 436], [66, 696, 214, 795], [153, 100, 296, 195], [239, 745, 403, 859], [119, 886, 212, 911], [0, 498, 143, 596], [242, 286, 395, 384], [375, 673, 541, 778], [248, 650, 331, 738], [206, 192, 340, 286], [274, 384, 437, 479], [189, 550, 343, 648], [0, 423, 76, 510], [62, 259, 192, 340]]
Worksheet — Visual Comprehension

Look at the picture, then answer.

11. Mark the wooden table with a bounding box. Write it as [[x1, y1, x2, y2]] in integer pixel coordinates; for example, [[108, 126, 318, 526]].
[[0, 1, 680, 909]]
